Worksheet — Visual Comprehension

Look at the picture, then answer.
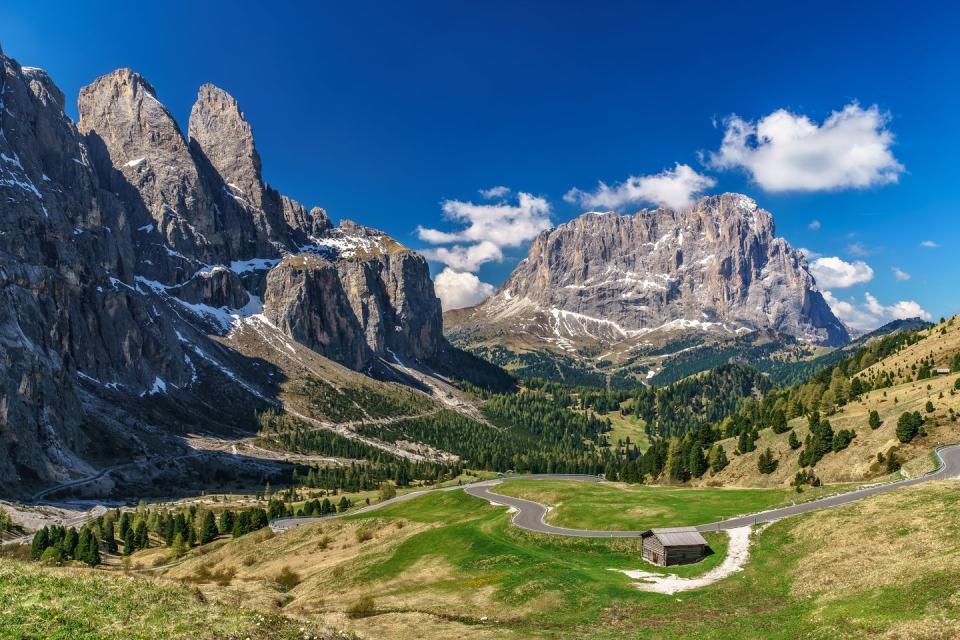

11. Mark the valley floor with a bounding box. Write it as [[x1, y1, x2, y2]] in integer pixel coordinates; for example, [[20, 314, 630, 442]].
[[6, 479, 960, 639]]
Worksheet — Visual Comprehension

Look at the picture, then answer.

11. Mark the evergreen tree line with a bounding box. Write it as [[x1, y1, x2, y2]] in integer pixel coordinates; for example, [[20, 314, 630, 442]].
[[31, 524, 103, 566]]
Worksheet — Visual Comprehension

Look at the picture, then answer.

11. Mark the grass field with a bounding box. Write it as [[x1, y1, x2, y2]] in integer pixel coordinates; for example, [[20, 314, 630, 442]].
[[0, 557, 348, 639], [9, 479, 960, 638], [601, 410, 651, 451], [491, 480, 791, 530]]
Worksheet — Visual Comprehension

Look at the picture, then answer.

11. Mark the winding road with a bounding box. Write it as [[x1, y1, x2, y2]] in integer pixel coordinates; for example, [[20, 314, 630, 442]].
[[271, 444, 960, 536]]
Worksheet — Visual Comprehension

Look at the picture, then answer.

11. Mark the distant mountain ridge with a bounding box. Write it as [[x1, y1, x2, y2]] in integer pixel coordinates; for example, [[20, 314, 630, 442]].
[[446, 194, 849, 385]]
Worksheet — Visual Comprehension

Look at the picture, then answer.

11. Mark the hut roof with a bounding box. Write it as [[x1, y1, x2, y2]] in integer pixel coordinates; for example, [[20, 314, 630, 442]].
[[641, 526, 707, 547]]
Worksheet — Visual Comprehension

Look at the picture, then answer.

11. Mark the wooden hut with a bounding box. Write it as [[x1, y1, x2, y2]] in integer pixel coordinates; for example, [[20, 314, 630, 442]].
[[640, 527, 708, 566]]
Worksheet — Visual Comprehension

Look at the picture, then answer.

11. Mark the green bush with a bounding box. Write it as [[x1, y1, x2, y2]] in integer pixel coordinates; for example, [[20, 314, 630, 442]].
[[346, 595, 377, 619]]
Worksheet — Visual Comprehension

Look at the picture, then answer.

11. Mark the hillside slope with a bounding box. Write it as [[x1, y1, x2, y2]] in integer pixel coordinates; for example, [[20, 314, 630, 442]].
[[703, 317, 960, 487]]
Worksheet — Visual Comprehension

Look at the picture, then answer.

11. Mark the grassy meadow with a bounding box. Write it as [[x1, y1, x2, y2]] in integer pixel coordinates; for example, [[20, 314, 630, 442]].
[[492, 480, 786, 530]]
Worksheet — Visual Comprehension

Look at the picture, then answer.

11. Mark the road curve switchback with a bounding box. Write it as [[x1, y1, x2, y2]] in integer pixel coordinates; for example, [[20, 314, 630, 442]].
[[272, 445, 960, 536]]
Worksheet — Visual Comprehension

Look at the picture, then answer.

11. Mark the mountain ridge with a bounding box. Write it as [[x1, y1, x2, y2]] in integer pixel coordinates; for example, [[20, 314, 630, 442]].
[[446, 193, 849, 385], [0, 49, 487, 497]]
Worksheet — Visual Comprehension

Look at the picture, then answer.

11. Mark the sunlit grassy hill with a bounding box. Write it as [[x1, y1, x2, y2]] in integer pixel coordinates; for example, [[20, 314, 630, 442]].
[[702, 317, 960, 487], [9, 480, 960, 639]]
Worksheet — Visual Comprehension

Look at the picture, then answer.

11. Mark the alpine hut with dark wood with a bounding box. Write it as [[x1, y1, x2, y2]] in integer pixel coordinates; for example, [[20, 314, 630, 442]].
[[640, 527, 708, 566]]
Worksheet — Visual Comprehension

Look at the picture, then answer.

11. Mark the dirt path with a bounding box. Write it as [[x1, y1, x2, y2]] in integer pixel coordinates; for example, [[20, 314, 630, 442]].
[[617, 526, 754, 594]]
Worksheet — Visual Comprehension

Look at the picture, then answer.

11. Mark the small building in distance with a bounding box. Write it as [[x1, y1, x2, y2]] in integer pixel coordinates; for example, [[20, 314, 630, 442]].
[[935, 367, 951, 376], [641, 527, 708, 566]]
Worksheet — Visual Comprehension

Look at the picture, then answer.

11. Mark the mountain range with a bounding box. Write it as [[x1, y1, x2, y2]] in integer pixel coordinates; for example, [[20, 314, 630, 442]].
[[0, 48, 491, 497]]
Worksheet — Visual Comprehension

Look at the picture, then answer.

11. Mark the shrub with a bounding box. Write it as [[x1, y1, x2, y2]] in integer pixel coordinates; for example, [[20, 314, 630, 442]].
[[274, 566, 301, 592], [39, 546, 63, 565], [355, 527, 375, 543], [346, 595, 376, 619]]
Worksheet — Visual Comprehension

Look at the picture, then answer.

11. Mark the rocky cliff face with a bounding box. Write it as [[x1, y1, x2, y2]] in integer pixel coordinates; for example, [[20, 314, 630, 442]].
[[448, 194, 848, 366], [0, 47, 446, 496]]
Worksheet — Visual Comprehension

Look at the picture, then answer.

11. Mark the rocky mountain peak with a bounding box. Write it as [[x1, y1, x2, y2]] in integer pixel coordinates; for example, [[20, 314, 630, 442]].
[[188, 83, 264, 210], [449, 193, 848, 360]]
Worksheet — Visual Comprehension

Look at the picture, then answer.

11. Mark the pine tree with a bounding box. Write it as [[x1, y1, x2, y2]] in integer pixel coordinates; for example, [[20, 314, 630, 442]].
[[788, 430, 801, 450], [771, 410, 789, 434], [171, 532, 187, 557], [219, 510, 235, 536], [896, 411, 921, 443], [118, 512, 131, 541], [757, 448, 778, 474], [76, 528, 93, 564], [102, 517, 117, 553], [199, 511, 218, 545], [708, 445, 729, 473], [134, 520, 149, 550], [233, 510, 252, 537], [62, 527, 79, 560], [123, 528, 134, 555], [31, 527, 50, 560], [869, 410, 882, 429], [926, 400, 935, 413], [688, 444, 707, 478]]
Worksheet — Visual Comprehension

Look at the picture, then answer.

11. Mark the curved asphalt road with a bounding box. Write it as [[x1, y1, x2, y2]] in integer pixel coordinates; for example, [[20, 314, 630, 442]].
[[272, 445, 960, 536], [467, 444, 960, 536]]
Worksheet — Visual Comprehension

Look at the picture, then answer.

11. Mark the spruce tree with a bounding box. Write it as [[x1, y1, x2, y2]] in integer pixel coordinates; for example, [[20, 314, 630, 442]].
[[62, 527, 79, 560], [102, 518, 117, 553], [219, 510, 235, 536], [123, 528, 134, 555], [708, 445, 729, 474], [76, 528, 92, 564], [788, 430, 801, 450], [757, 448, 778, 474], [896, 411, 921, 443], [199, 511, 218, 545], [134, 520, 149, 550], [118, 512, 131, 541], [31, 527, 49, 560], [688, 445, 707, 478], [771, 410, 789, 434]]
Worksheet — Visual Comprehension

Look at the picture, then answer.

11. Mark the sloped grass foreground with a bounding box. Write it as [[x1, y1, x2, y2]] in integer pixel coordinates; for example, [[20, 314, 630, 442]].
[[338, 483, 960, 638], [6, 483, 960, 638], [0, 559, 349, 640]]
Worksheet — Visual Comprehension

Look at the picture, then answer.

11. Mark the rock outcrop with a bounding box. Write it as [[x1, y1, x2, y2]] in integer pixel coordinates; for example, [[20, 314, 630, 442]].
[[0, 48, 446, 496], [449, 194, 849, 358]]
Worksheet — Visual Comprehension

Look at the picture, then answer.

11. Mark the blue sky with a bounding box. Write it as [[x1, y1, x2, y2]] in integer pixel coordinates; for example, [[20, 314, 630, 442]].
[[2, 1, 958, 327]]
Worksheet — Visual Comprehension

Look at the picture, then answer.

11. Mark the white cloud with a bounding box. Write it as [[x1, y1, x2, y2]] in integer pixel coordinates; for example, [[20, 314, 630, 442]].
[[417, 192, 551, 250], [433, 268, 496, 310], [892, 267, 911, 281], [920, 240, 940, 248], [808, 219, 821, 231], [809, 256, 874, 288], [823, 291, 931, 331], [706, 103, 904, 191], [563, 163, 716, 211], [421, 240, 503, 272], [799, 247, 823, 261], [478, 185, 510, 199]]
